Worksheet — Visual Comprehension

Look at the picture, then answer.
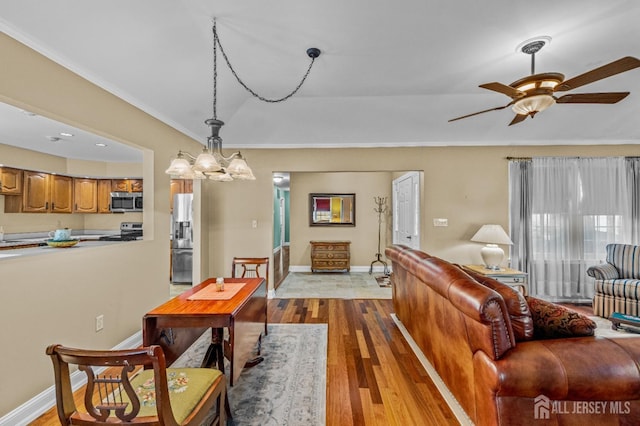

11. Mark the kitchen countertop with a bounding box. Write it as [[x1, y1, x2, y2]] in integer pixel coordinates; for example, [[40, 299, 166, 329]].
[[0, 232, 137, 259]]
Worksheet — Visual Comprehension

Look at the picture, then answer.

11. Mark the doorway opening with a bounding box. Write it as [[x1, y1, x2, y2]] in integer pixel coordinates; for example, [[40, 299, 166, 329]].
[[273, 172, 290, 289]]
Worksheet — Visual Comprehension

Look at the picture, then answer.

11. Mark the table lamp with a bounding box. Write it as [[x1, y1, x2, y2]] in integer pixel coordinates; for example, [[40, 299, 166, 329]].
[[471, 224, 513, 270]]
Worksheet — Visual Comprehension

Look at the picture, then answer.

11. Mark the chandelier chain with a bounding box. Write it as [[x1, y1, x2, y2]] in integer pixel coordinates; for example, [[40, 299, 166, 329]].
[[212, 22, 317, 104], [212, 21, 218, 120]]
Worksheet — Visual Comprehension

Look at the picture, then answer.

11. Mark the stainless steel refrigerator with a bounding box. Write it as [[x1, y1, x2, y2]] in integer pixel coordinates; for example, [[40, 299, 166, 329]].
[[171, 193, 193, 284]]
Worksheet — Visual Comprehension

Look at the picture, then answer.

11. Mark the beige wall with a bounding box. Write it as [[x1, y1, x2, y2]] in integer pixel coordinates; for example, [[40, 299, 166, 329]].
[[1, 30, 640, 419], [289, 171, 394, 268], [0, 32, 203, 416], [202, 144, 640, 282]]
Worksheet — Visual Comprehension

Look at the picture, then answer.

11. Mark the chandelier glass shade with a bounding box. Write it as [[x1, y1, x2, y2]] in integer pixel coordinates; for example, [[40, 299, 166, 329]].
[[166, 118, 255, 181], [166, 19, 320, 182], [512, 94, 556, 115]]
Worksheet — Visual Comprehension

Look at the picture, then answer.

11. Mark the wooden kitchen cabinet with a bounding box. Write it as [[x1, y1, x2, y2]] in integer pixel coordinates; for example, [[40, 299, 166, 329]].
[[112, 179, 143, 192], [49, 174, 73, 213], [73, 178, 98, 213], [11, 171, 73, 213], [0, 167, 23, 194], [97, 179, 112, 213], [310, 240, 351, 272]]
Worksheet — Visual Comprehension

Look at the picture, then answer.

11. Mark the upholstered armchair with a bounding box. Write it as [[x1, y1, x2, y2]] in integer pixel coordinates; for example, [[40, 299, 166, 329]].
[[588, 243, 640, 318]]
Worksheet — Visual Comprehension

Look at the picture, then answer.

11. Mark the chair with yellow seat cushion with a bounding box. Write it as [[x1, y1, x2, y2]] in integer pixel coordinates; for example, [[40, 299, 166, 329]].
[[46, 344, 226, 426]]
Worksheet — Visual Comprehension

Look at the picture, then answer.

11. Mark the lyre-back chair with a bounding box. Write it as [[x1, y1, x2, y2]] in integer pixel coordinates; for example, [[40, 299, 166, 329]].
[[231, 257, 269, 283], [46, 344, 226, 426], [231, 256, 269, 355]]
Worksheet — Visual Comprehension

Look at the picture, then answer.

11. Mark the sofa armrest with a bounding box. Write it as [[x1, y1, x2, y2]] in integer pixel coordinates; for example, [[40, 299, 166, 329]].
[[586, 263, 620, 280]]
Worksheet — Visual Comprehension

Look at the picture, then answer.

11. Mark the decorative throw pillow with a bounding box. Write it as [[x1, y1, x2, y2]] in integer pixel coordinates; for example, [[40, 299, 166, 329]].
[[525, 296, 597, 339]]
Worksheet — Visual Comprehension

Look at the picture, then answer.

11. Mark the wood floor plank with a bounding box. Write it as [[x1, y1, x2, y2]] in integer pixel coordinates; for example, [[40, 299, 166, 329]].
[[31, 297, 457, 426]]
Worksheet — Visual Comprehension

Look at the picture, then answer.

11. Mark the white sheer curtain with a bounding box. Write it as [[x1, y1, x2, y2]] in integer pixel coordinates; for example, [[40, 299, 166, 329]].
[[520, 157, 631, 302]]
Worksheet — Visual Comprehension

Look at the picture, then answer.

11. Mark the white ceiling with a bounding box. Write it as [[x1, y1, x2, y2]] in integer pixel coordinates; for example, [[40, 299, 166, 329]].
[[1, 0, 639, 163]]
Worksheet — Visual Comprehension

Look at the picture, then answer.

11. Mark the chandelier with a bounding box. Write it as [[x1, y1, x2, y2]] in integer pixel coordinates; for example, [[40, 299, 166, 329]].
[[166, 19, 321, 181]]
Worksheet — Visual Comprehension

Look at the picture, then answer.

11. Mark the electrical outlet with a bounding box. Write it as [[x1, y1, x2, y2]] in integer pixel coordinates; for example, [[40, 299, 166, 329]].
[[252, 219, 258, 228], [433, 218, 448, 227], [95, 314, 104, 332]]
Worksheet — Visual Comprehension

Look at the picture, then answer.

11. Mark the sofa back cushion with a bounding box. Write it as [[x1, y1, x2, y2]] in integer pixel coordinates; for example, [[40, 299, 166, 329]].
[[607, 244, 640, 279], [526, 296, 597, 339], [464, 269, 535, 341]]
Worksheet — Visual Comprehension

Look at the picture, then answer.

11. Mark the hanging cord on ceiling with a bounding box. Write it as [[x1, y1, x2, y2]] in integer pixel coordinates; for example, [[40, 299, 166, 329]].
[[211, 19, 320, 107]]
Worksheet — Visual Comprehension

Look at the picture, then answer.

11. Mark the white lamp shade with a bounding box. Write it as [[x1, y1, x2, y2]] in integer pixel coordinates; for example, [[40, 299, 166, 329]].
[[471, 224, 513, 245]]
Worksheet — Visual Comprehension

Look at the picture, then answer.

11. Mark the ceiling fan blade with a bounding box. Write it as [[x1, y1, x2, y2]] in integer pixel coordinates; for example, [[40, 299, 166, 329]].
[[479, 82, 524, 98], [508, 114, 528, 126], [555, 56, 640, 92], [448, 104, 511, 122], [555, 92, 630, 104]]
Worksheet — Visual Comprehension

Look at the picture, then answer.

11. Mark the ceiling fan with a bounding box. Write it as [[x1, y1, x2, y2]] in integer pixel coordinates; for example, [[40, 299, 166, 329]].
[[449, 40, 640, 126]]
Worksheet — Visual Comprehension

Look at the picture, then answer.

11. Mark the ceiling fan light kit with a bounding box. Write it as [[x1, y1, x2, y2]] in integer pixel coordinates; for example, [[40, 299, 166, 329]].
[[512, 94, 555, 116], [449, 37, 640, 126], [166, 19, 321, 181]]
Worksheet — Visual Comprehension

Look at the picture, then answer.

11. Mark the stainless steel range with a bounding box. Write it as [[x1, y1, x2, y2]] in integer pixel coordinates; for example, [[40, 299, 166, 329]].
[[99, 222, 143, 241]]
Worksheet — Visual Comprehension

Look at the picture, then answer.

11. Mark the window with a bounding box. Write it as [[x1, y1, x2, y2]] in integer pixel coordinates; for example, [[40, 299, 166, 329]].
[[510, 157, 634, 302]]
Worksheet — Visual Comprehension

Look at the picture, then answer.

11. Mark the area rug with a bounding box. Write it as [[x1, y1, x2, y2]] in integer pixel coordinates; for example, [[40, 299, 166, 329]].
[[171, 323, 328, 426], [275, 272, 391, 299], [591, 316, 640, 338], [375, 274, 391, 288]]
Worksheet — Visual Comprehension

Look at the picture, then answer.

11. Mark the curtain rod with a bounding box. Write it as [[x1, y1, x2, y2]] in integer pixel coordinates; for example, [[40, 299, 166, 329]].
[[505, 156, 640, 161]]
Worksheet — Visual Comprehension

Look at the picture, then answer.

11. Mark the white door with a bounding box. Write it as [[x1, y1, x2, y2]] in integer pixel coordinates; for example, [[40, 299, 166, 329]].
[[393, 172, 420, 249], [279, 196, 285, 271]]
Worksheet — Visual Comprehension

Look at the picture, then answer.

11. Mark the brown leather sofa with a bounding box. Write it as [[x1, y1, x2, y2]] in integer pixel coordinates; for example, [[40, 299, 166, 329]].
[[386, 244, 640, 426]]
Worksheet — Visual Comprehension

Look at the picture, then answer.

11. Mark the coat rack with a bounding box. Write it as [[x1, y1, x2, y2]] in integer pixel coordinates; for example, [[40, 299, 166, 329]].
[[369, 196, 390, 275]]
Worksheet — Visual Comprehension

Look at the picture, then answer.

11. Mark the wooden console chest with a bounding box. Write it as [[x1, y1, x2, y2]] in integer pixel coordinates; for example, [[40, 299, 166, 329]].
[[310, 240, 351, 272]]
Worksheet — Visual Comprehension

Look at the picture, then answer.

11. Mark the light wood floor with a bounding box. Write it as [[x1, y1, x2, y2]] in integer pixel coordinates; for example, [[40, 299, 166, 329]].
[[31, 298, 457, 425]]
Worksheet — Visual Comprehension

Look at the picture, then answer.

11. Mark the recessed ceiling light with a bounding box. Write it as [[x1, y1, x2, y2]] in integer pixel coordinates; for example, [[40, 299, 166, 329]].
[[95, 143, 107, 147], [21, 110, 36, 116], [60, 132, 74, 137], [47, 136, 61, 142]]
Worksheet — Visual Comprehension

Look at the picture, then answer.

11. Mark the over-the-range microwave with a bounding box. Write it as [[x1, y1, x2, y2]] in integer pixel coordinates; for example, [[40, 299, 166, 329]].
[[110, 192, 143, 212]]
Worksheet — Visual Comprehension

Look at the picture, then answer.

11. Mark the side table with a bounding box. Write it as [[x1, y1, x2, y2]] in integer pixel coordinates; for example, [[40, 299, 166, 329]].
[[463, 264, 528, 295]]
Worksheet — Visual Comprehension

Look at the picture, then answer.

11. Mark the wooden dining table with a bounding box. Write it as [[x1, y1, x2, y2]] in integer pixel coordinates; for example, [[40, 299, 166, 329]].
[[143, 277, 267, 386]]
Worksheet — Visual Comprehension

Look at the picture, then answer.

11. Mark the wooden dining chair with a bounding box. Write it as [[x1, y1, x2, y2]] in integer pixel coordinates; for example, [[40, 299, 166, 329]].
[[231, 256, 269, 360], [46, 344, 226, 426], [231, 257, 269, 284]]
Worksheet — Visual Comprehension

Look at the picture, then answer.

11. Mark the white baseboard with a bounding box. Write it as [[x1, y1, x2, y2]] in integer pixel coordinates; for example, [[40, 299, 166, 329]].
[[288, 265, 392, 273], [390, 314, 474, 426], [0, 331, 143, 426]]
